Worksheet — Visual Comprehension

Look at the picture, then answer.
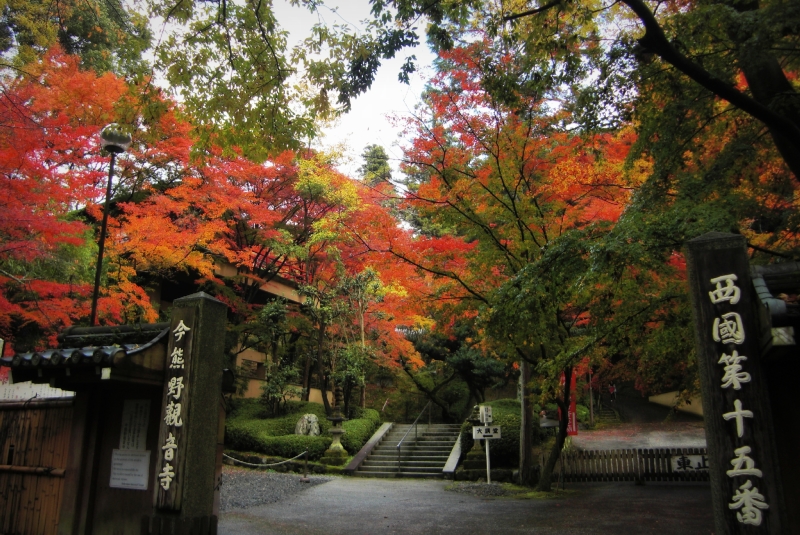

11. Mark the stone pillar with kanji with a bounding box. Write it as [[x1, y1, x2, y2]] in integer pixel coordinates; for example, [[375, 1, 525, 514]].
[[685, 233, 787, 533], [151, 292, 226, 528]]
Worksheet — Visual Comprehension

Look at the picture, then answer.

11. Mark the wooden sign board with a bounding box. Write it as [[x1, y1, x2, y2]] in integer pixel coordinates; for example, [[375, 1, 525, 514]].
[[473, 426, 501, 439]]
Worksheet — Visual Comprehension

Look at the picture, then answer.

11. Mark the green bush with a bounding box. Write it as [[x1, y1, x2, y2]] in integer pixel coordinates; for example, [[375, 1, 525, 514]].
[[225, 399, 382, 460], [576, 404, 589, 423], [459, 399, 521, 468], [258, 435, 332, 459], [225, 421, 332, 459], [341, 408, 381, 452]]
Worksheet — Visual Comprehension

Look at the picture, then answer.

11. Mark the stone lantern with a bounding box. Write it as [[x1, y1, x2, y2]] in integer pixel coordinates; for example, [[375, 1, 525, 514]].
[[320, 385, 349, 465]]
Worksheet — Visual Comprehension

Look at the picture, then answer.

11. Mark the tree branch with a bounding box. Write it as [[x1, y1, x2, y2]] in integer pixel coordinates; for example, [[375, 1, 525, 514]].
[[620, 0, 800, 144], [503, 0, 563, 22]]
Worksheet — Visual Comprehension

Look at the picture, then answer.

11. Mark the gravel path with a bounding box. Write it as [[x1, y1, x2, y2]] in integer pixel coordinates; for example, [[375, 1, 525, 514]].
[[445, 481, 517, 497], [219, 466, 334, 512], [220, 466, 516, 513]]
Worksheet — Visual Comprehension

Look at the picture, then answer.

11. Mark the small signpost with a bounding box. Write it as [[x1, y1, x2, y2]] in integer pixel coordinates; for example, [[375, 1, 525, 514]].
[[472, 426, 501, 440], [474, 405, 501, 484]]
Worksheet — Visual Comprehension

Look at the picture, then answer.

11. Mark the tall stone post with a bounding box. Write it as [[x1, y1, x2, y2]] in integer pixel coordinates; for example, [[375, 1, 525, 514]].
[[518, 360, 534, 485], [150, 292, 227, 530], [685, 233, 787, 533]]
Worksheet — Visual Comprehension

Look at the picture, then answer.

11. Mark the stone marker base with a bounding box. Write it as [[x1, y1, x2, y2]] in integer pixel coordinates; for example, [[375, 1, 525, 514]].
[[320, 448, 349, 466], [454, 467, 514, 483], [461, 447, 486, 470]]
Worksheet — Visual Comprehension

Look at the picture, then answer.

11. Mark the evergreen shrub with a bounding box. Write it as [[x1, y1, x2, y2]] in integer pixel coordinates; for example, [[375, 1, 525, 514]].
[[341, 408, 381, 452], [225, 399, 382, 460]]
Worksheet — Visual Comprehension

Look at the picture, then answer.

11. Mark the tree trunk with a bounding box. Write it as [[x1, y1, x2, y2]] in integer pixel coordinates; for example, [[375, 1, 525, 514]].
[[401, 366, 457, 420], [301, 352, 312, 402], [317, 360, 332, 415], [518, 360, 535, 486], [343, 382, 351, 417], [461, 391, 477, 421], [536, 365, 572, 491], [315, 323, 331, 415], [588, 371, 594, 428], [360, 384, 366, 409]]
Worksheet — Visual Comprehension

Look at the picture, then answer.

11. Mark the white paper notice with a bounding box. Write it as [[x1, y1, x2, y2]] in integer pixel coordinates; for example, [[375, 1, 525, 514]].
[[119, 399, 150, 450], [110, 449, 150, 490]]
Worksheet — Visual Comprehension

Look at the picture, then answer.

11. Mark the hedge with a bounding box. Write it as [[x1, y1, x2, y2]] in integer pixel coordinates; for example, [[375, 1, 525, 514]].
[[225, 400, 382, 460], [341, 408, 381, 453]]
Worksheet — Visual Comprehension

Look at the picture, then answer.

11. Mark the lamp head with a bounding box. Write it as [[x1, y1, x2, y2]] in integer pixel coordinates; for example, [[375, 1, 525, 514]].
[[100, 123, 132, 154]]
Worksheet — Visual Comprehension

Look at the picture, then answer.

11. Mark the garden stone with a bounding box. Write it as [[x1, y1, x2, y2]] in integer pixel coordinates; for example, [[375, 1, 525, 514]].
[[295, 414, 321, 436]]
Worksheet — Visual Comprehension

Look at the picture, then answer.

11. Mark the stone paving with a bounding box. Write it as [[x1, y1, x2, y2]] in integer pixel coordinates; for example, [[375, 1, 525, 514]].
[[218, 476, 714, 535], [573, 385, 707, 451], [571, 421, 706, 451], [220, 387, 713, 534]]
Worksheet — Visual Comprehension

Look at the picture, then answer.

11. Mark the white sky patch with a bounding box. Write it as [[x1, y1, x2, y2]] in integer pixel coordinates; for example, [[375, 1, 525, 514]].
[[138, 0, 435, 179], [273, 1, 436, 179]]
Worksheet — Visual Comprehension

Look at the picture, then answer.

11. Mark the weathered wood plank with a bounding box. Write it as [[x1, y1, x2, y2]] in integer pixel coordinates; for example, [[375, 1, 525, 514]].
[[0, 404, 73, 535]]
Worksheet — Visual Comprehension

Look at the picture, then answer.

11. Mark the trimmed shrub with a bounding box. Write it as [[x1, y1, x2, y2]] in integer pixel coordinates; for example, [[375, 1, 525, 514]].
[[225, 399, 382, 460], [341, 408, 381, 453], [459, 399, 521, 468], [256, 435, 332, 460]]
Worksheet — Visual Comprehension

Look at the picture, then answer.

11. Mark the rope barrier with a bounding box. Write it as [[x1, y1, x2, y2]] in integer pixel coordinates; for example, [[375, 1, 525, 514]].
[[223, 451, 309, 468]]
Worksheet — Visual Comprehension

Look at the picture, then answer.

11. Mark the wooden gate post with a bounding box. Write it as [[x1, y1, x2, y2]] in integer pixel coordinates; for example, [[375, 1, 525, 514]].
[[685, 233, 787, 533]]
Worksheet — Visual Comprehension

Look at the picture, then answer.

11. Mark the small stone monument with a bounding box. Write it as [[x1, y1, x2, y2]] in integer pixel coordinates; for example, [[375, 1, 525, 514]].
[[320, 385, 348, 465], [462, 405, 486, 470], [295, 414, 321, 436]]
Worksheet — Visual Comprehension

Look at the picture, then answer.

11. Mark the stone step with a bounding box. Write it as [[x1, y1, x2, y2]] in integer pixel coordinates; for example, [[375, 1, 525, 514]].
[[369, 454, 449, 461], [358, 464, 445, 473], [348, 422, 461, 480], [361, 463, 445, 472], [360, 459, 447, 465], [374, 443, 454, 450], [353, 471, 443, 479], [367, 461, 448, 467], [596, 409, 618, 421]]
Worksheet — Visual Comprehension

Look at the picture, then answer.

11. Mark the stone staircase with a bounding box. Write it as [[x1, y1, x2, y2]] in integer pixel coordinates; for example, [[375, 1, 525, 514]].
[[354, 423, 461, 478], [596, 404, 620, 423]]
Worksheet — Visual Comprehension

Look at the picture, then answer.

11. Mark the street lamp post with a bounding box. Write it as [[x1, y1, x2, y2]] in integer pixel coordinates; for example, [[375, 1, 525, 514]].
[[90, 124, 132, 326]]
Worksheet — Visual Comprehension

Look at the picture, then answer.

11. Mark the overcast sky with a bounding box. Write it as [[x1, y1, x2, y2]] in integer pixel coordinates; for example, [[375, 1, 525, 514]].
[[273, 1, 437, 178]]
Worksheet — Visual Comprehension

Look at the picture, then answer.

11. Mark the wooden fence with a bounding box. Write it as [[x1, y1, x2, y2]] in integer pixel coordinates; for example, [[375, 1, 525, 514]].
[[0, 400, 74, 535], [548, 447, 710, 483]]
